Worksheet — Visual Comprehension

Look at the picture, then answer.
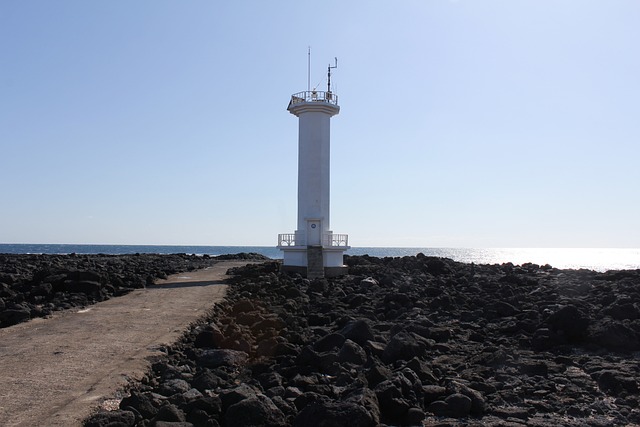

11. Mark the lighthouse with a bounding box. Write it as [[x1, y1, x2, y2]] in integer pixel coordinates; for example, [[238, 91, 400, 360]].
[[277, 59, 349, 278]]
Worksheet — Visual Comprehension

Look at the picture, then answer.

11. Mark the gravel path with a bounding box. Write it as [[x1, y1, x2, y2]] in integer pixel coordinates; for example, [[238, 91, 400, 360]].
[[0, 261, 248, 427]]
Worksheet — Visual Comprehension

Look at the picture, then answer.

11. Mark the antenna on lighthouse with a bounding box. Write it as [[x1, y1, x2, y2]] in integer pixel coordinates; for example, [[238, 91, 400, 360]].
[[307, 46, 311, 92], [327, 57, 337, 93]]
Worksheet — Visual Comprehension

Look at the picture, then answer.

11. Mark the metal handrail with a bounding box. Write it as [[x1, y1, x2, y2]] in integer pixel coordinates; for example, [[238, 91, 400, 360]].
[[278, 233, 297, 246], [290, 90, 338, 106], [330, 233, 349, 247], [278, 232, 348, 247]]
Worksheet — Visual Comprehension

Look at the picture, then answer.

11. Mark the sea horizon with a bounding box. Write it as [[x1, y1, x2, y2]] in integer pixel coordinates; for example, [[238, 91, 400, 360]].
[[1, 244, 639, 273]]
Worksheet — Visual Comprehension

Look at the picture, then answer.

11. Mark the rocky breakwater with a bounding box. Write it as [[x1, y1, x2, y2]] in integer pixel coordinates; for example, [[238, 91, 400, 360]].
[[87, 255, 640, 426], [0, 253, 266, 328]]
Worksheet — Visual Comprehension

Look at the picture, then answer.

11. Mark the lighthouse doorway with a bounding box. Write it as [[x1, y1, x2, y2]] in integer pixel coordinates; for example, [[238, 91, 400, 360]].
[[306, 220, 322, 246]]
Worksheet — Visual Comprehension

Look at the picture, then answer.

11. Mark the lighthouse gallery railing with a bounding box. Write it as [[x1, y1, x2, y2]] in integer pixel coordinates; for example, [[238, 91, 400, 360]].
[[278, 233, 348, 247], [289, 91, 338, 106]]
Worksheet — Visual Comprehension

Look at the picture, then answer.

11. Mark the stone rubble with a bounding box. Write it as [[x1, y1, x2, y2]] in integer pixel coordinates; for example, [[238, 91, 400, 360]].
[[78, 254, 639, 426], [0, 253, 268, 328]]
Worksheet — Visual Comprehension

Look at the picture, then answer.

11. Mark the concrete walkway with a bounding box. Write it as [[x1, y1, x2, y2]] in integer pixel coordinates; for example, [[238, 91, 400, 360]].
[[0, 261, 247, 427]]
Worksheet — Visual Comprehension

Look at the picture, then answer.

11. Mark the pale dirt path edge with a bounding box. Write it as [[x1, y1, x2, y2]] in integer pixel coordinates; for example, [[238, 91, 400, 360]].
[[0, 260, 252, 427]]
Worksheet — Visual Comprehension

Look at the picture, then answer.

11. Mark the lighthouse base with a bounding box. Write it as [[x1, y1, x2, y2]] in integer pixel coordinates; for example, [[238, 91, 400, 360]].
[[279, 246, 349, 279], [280, 264, 349, 279]]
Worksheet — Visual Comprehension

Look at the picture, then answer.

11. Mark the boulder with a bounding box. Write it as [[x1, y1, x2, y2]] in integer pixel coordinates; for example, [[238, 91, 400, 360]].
[[197, 349, 248, 368], [382, 331, 429, 363], [0, 282, 17, 298], [447, 381, 486, 415], [120, 391, 159, 419], [85, 410, 136, 427], [589, 319, 640, 351], [422, 385, 447, 405], [152, 403, 186, 422], [31, 282, 53, 296], [294, 398, 377, 427], [65, 270, 105, 283], [339, 319, 375, 346], [426, 400, 449, 417], [427, 392, 472, 418], [445, 393, 472, 417], [425, 258, 451, 275], [403, 357, 438, 384], [365, 362, 392, 387], [404, 407, 425, 425], [224, 394, 287, 427], [159, 379, 192, 397], [545, 305, 589, 342], [337, 339, 367, 365], [359, 277, 379, 287], [220, 384, 259, 411], [231, 299, 256, 314], [0, 307, 31, 326], [183, 396, 222, 417], [345, 387, 380, 425], [314, 333, 345, 352], [192, 370, 224, 392], [194, 324, 224, 348], [63, 280, 103, 296], [494, 301, 520, 317], [603, 302, 640, 320], [375, 380, 411, 421], [592, 370, 639, 396], [186, 408, 211, 427]]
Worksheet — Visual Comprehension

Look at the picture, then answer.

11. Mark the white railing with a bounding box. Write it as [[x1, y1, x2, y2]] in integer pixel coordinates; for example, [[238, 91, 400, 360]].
[[278, 232, 349, 248], [290, 90, 338, 106], [278, 233, 297, 247], [328, 233, 349, 247]]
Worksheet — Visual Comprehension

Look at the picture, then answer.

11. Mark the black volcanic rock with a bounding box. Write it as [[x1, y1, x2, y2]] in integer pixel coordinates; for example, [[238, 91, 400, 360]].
[[85, 256, 640, 427], [589, 318, 640, 351], [339, 319, 375, 345], [0, 253, 223, 328], [544, 304, 590, 342], [294, 398, 377, 427], [119, 391, 159, 419], [382, 331, 430, 363], [84, 410, 136, 427], [225, 394, 287, 427], [198, 349, 248, 368], [0, 306, 31, 326]]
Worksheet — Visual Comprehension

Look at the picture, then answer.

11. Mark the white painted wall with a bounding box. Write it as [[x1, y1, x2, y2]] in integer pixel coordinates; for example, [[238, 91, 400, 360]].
[[280, 98, 348, 269], [288, 102, 339, 245], [283, 248, 307, 266]]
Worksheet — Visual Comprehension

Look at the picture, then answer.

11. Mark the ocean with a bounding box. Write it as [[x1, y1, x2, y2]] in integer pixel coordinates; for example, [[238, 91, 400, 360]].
[[1, 244, 638, 272]]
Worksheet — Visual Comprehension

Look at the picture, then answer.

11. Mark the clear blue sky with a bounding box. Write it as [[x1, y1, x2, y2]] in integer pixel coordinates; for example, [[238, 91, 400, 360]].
[[1, 1, 639, 248]]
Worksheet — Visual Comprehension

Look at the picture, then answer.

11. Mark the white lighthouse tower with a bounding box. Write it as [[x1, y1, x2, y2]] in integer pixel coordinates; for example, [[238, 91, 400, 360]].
[[278, 58, 349, 278]]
